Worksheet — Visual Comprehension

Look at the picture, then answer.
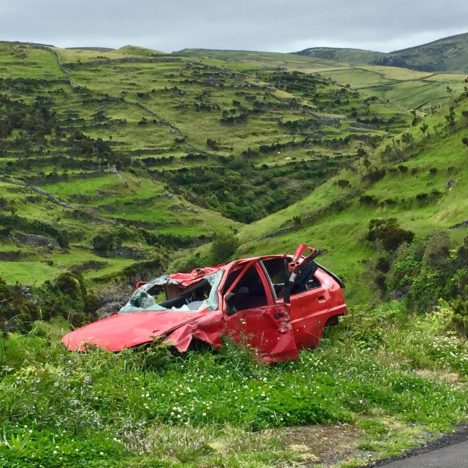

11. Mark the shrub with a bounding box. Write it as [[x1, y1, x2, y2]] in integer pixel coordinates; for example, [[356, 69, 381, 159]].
[[422, 231, 451, 268], [367, 218, 414, 251], [0, 279, 40, 332], [451, 298, 468, 337], [362, 169, 385, 184], [336, 179, 351, 188], [92, 232, 122, 256], [37, 272, 99, 326], [360, 195, 379, 206], [386, 233, 467, 314], [210, 233, 239, 263], [0, 271, 99, 333]]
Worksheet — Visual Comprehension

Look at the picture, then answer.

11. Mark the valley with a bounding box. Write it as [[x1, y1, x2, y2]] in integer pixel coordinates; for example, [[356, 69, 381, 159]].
[[0, 34, 467, 467]]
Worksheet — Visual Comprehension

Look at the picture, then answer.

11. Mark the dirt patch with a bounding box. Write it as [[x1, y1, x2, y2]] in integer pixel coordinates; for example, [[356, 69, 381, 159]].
[[13, 232, 60, 249], [0, 250, 27, 261], [272, 423, 360, 465], [93, 281, 135, 317], [414, 369, 463, 386]]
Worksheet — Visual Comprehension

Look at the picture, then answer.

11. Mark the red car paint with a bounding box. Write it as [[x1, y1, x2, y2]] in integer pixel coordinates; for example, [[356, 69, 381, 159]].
[[62, 244, 348, 362]]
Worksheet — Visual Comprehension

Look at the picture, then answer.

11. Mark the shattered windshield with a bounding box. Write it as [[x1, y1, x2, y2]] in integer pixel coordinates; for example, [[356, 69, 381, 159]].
[[119, 269, 224, 313]]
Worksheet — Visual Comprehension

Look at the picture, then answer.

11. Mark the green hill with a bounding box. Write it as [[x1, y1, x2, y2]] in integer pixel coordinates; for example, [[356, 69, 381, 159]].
[[295, 46, 385, 64], [296, 32, 468, 72], [0, 41, 411, 282], [118, 44, 166, 56], [377, 32, 468, 72], [0, 39, 467, 467]]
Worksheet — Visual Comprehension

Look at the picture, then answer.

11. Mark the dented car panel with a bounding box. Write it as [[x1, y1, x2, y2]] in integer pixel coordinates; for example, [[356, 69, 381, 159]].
[[62, 244, 348, 362]]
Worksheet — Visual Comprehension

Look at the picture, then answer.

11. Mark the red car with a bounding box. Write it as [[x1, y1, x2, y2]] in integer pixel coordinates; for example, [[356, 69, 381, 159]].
[[62, 244, 348, 363]]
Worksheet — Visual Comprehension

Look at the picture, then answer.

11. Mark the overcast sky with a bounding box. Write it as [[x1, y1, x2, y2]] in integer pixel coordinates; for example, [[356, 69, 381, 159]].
[[1, 0, 467, 53]]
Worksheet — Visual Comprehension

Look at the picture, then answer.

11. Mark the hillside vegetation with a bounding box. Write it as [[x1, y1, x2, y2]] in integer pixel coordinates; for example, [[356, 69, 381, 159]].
[[179, 48, 467, 109], [0, 38, 467, 466], [232, 94, 468, 306], [0, 41, 411, 282], [297, 31, 468, 72]]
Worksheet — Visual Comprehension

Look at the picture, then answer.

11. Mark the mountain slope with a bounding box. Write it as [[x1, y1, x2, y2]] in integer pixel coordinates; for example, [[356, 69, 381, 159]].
[[177, 49, 467, 110], [295, 47, 385, 64], [296, 32, 468, 72], [377, 32, 468, 72], [233, 95, 468, 304], [0, 41, 410, 282]]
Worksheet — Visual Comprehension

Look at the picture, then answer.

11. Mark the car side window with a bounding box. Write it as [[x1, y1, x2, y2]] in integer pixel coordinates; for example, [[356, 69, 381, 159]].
[[261, 258, 288, 298], [225, 264, 267, 314], [290, 264, 321, 295]]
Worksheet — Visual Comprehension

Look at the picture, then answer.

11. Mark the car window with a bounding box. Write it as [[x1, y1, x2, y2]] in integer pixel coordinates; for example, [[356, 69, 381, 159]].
[[261, 257, 288, 298], [290, 264, 321, 295], [223, 267, 243, 294], [225, 264, 267, 314]]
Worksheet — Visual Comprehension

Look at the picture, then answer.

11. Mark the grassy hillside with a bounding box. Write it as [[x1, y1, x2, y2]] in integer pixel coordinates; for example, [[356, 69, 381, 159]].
[[231, 95, 468, 305], [0, 41, 411, 283], [178, 48, 467, 110], [296, 32, 468, 72], [296, 46, 385, 64], [377, 32, 468, 72]]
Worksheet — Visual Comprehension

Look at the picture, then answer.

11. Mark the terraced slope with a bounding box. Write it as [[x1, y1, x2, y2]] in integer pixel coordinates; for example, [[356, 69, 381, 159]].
[[0, 41, 409, 282], [178, 49, 467, 109], [232, 96, 468, 304]]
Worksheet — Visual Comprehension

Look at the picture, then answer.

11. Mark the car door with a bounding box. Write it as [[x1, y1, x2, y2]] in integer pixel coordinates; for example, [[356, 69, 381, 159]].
[[260, 256, 326, 349], [222, 260, 297, 363], [288, 265, 330, 349]]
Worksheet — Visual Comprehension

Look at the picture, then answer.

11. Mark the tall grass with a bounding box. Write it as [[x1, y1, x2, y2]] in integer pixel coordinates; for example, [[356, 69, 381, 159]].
[[0, 301, 466, 466]]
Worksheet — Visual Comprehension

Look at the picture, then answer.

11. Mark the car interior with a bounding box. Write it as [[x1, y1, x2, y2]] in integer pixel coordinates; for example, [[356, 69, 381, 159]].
[[262, 257, 321, 299], [224, 264, 268, 314]]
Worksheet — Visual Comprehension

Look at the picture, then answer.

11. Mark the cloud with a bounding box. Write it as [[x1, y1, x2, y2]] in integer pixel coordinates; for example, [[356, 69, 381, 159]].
[[0, 0, 467, 52]]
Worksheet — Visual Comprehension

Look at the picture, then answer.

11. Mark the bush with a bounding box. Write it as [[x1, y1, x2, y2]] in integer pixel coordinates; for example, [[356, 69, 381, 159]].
[[0, 272, 99, 333], [385, 233, 467, 315], [210, 233, 239, 263], [92, 232, 122, 256], [422, 231, 450, 268], [0, 279, 40, 332], [451, 298, 468, 337], [36, 272, 99, 326], [367, 218, 414, 251]]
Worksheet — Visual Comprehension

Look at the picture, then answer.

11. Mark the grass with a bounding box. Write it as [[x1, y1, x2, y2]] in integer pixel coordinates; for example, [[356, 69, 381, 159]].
[[0, 43, 64, 80], [0, 40, 412, 284], [222, 97, 468, 305], [0, 301, 466, 466]]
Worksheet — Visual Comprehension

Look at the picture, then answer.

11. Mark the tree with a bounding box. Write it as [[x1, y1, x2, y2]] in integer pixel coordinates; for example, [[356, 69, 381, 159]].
[[445, 106, 456, 129], [210, 233, 239, 263]]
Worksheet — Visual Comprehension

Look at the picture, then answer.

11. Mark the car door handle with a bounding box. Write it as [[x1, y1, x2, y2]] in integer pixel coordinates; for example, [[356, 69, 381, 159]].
[[317, 295, 326, 302]]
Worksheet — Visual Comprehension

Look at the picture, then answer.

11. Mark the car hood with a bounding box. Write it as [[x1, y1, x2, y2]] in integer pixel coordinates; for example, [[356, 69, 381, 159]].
[[62, 310, 208, 352]]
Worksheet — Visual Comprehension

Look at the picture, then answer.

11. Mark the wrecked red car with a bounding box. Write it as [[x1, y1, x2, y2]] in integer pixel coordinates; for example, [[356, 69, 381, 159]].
[[62, 244, 348, 363]]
